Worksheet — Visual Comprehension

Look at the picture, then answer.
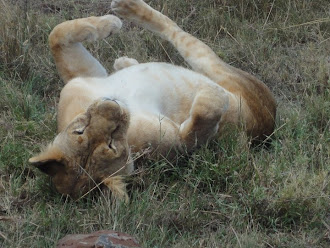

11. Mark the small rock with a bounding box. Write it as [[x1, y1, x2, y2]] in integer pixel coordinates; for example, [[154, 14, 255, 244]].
[[56, 230, 140, 248]]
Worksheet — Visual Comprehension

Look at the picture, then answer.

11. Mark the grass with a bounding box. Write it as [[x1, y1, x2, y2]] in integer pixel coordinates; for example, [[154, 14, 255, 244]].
[[0, 0, 329, 247]]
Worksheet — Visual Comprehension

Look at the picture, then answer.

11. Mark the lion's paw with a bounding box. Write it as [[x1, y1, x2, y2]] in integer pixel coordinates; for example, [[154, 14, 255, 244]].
[[111, 0, 147, 19], [57, 15, 122, 44], [113, 56, 139, 71], [91, 15, 122, 40]]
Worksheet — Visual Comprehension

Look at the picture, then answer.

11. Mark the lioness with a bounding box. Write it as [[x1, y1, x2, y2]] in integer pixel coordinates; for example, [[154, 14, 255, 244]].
[[29, 0, 276, 200]]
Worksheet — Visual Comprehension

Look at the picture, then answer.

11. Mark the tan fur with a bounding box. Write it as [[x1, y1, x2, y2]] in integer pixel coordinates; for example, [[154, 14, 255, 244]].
[[29, 0, 276, 201], [111, 0, 276, 138], [113, 56, 139, 71], [103, 176, 129, 202]]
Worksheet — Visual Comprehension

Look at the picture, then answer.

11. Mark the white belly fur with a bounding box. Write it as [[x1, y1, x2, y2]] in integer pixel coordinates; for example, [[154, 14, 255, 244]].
[[64, 62, 231, 124]]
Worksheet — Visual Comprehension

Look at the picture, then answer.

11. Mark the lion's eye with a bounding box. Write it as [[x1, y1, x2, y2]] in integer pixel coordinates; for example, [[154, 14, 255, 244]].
[[109, 139, 117, 153], [73, 127, 85, 135]]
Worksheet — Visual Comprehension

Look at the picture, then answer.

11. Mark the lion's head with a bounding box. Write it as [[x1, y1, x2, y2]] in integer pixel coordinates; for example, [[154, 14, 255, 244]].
[[29, 98, 133, 199]]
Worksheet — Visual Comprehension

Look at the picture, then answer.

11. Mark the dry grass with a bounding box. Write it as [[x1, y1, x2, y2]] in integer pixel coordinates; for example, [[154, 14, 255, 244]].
[[0, 0, 329, 247]]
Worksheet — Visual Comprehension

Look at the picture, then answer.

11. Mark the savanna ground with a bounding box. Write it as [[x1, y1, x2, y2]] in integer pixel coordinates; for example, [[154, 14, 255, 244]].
[[0, 0, 329, 247]]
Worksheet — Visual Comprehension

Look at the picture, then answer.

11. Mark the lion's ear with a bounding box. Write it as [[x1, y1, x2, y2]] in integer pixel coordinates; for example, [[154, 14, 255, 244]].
[[29, 146, 65, 176]]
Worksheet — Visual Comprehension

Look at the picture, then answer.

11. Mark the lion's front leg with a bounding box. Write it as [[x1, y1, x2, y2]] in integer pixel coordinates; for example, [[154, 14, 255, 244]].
[[49, 15, 122, 83]]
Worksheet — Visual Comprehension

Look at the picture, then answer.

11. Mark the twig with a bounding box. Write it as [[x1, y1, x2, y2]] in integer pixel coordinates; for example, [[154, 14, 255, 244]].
[[0, 216, 17, 222], [157, 39, 174, 64], [182, 6, 196, 23], [263, 0, 276, 30], [320, 37, 330, 45], [322, 219, 330, 231], [77, 148, 150, 200], [283, 18, 330, 29], [221, 26, 241, 47], [266, 18, 330, 31], [261, 122, 287, 144], [0, 231, 8, 241], [231, 226, 242, 248], [77, 163, 126, 201]]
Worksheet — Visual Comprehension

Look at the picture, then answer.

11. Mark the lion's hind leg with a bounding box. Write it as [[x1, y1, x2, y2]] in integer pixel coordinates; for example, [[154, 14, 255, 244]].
[[49, 15, 122, 83], [111, 0, 232, 82], [180, 87, 230, 149]]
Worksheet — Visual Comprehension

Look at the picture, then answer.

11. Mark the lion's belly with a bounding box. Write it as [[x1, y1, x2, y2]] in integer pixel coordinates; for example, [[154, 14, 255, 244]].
[[87, 62, 219, 124]]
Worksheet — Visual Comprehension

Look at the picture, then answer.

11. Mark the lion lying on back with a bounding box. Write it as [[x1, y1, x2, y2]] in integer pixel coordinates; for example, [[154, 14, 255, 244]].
[[29, 0, 276, 200]]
